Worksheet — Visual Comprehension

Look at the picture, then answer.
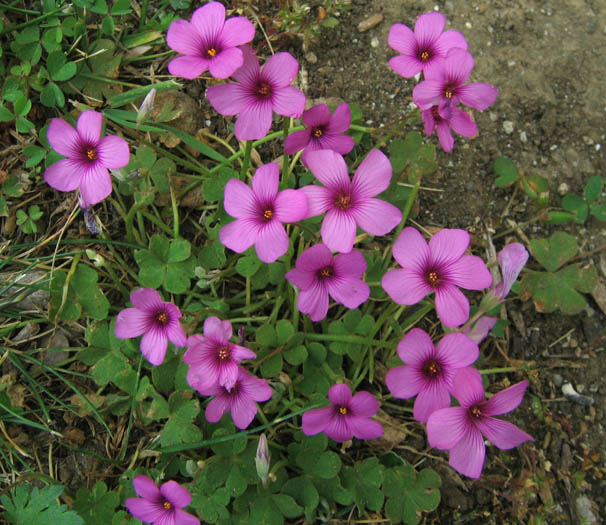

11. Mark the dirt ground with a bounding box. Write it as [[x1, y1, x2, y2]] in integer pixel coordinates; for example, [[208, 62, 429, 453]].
[[300, 0, 605, 522]]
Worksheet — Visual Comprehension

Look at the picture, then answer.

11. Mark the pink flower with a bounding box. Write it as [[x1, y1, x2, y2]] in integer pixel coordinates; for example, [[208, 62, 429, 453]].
[[44, 110, 129, 206], [284, 103, 354, 165], [382, 227, 492, 327], [285, 244, 369, 322], [464, 316, 497, 344], [115, 288, 187, 366], [167, 2, 254, 80], [201, 368, 272, 429], [494, 242, 529, 300], [388, 12, 468, 78], [413, 48, 498, 116], [386, 328, 479, 422], [421, 105, 477, 152], [206, 45, 306, 140], [219, 163, 308, 263], [302, 383, 383, 442], [184, 316, 256, 392], [125, 475, 199, 525], [427, 367, 534, 479], [301, 149, 402, 253]]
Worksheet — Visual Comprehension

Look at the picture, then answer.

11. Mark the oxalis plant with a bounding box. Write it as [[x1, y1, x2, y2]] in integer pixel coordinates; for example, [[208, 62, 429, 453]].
[[7, 3, 595, 524]]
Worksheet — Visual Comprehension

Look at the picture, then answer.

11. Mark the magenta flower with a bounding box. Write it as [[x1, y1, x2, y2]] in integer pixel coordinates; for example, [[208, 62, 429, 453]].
[[413, 48, 498, 116], [284, 103, 354, 165], [166, 1, 255, 80], [388, 12, 468, 78], [301, 149, 402, 253], [201, 368, 272, 429], [44, 110, 129, 206], [302, 383, 383, 442], [382, 227, 492, 327], [421, 105, 477, 152], [184, 316, 256, 392], [125, 475, 199, 525], [427, 367, 534, 479], [219, 162, 308, 263], [285, 244, 369, 322], [494, 242, 529, 300], [115, 288, 187, 366], [386, 328, 479, 422], [206, 45, 306, 140]]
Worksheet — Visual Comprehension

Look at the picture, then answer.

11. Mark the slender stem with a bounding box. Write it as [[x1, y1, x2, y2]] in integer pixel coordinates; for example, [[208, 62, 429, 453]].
[[169, 177, 179, 239], [123, 50, 173, 63], [480, 367, 520, 374], [141, 211, 174, 236], [0, 6, 63, 35], [139, 0, 149, 29], [303, 332, 393, 349], [383, 179, 421, 267], [282, 116, 290, 180], [240, 140, 253, 180]]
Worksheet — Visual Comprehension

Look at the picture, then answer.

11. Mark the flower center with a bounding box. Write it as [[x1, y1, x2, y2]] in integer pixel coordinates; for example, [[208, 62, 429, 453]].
[[469, 405, 482, 419], [420, 50, 430, 61], [335, 194, 352, 210], [155, 310, 170, 326], [262, 207, 274, 221], [444, 86, 454, 99], [339, 406, 348, 415], [317, 266, 334, 279], [422, 358, 442, 378], [163, 501, 172, 510], [426, 270, 441, 288], [86, 148, 97, 161], [312, 127, 324, 138], [256, 82, 272, 98], [206, 47, 217, 58], [218, 345, 231, 361], [431, 106, 441, 120]]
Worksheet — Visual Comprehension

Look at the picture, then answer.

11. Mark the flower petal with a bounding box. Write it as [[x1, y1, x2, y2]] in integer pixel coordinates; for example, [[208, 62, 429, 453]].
[[428, 228, 470, 267], [308, 133, 355, 156], [284, 129, 311, 154], [166, 319, 187, 347], [426, 406, 468, 449], [435, 283, 470, 327], [47, 118, 80, 157], [97, 135, 129, 169], [458, 82, 499, 111], [448, 425, 486, 479], [327, 103, 352, 133], [387, 23, 416, 55], [451, 367, 485, 407], [252, 163, 279, 203], [352, 198, 402, 237], [223, 178, 256, 219], [125, 497, 164, 523], [348, 416, 383, 440], [204, 316, 232, 342], [299, 184, 332, 217], [305, 149, 350, 189], [396, 328, 434, 366], [231, 344, 256, 362], [321, 210, 357, 253], [349, 391, 379, 417], [130, 288, 163, 310], [209, 47, 243, 79], [450, 107, 478, 137], [298, 283, 329, 322], [412, 80, 444, 108], [386, 365, 424, 399], [219, 218, 257, 254], [206, 395, 229, 423], [482, 380, 529, 416], [302, 103, 330, 127], [285, 267, 314, 291], [242, 372, 272, 402], [436, 333, 479, 368], [328, 383, 352, 406], [173, 508, 201, 525], [235, 103, 273, 140], [166, 20, 202, 55], [352, 149, 393, 198], [262, 52, 299, 88], [389, 55, 423, 78], [302, 406, 332, 435], [168, 55, 209, 79], [323, 414, 352, 442], [476, 417, 534, 450], [255, 221, 289, 263], [274, 189, 308, 223], [161, 480, 191, 508], [443, 48, 474, 85], [79, 164, 112, 206], [392, 227, 430, 270], [44, 159, 82, 192], [206, 83, 248, 116], [414, 12, 445, 42], [296, 243, 333, 272], [191, 2, 224, 41], [220, 16, 255, 47], [327, 276, 369, 309], [115, 308, 151, 339], [231, 396, 258, 429], [382, 268, 431, 306], [272, 85, 306, 118], [140, 326, 168, 366], [133, 475, 161, 500], [448, 255, 492, 291], [436, 120, 455, 152], [414, 381, 451, 422], [77, 110, 102, 144], [333, 249, 366, 278], [434, 29, 468, 56], [232, 45, 260, 85]]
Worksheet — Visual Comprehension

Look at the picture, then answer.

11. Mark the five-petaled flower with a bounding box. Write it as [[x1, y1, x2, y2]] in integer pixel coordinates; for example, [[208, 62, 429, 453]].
[[284, 103, 355, 165], [206, 45, 306, 140], [44, 110, 129, 206], [200, 367, 272, 429], [125, 475, 200, 525], [382, 227, 492, 327], [219, 162, 308, 263], [386, 328, 479, 422], [421, 105, 477, 152], [184, 316, 256, 392], [166, 1, 255, 79], [302, 383, 383, 442], [426, 367, 534, 479], [115, 288, 187, 366], [285, 243, 369, 322], [388, 12, 468, 78], [301, 149, 402, 253]]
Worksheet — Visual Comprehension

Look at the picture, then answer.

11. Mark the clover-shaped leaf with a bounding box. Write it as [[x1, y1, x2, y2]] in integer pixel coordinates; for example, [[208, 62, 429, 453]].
[[341, 457, 385, 515], [530, 231, 577, 272], [159, 390, 202, 447], [73, 481, 119, 525]]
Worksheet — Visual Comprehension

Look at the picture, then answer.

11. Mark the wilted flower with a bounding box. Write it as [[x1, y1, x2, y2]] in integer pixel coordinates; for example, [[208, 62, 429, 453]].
[[388, 12, 468, 78], [302, 383, 383, 442], [115, 288, 187, 366], [284, 103, 354, 164], [219, 163, 308, 263], [201, 368, 272, 429], [464, 315, 498, 343], [45, 110, 129, 206], [125, 475, 199, 525], [421, 105, 477, 152], [285, 244, 369, 322], [206, 45, 305, 140], [184, 316, 256, 392], [382, 227, 492, 327], [426, 367, 533, 478], [166, 1, 255, 80], [301, 149, 402, 253], [386, 328, 479, 422]]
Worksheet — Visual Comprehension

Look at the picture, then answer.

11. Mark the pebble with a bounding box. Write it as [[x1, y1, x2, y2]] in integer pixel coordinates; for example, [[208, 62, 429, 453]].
[[357, 13, 383, 32], [305, 52, 318, 64], [553, 374, 563, 387], [520, 131, 528, 143], [370, 37, 379, 48], [503, 121, 514, 134], [575, 495, 599, 524], [558, 182, 569, 195]]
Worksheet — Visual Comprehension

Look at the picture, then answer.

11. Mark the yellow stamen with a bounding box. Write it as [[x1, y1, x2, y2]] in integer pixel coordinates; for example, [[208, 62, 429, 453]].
[[420, 50, 429, 61], [86, 148, 97, 161], [427, 271, 440, 287], [207, 48, 217, 58], [218, 345, 230, 360], [335, 194, 351, 210], [339, 407, 347, 415], [163, 501, 172, 510], [444, 89, 453, 99], [263, 209, 273, 220], [319, 266, 334, 278], [156, 311, 169, 325], [313, 128, 323, 138], [470, 406, 482, 419]]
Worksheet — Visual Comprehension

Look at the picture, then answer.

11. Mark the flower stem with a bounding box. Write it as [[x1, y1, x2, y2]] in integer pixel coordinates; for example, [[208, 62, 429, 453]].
[[169, 176, 179, 239], [480, 367, 520, 374], [282, 116, 290, 180], [383, 179, 421, 267], [240, 140, 253, 180], [303, 333, 393, 349]]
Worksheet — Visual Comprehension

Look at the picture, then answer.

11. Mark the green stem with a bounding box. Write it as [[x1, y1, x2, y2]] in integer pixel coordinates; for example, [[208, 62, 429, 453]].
[[139, 0, 149, 29], [169, 177, 179, 239], [383, 179, 421, 267], [480, 367, 520, 374], [119, 355, 143, 461], [141, 211, 174, 236], [123, 50, 173, 63], [349, 123, 374, 133], [303, 333, 393, 349], [240, 140, 253, 180], [282, 116, 290, 180], [0, 6, 63, 35]]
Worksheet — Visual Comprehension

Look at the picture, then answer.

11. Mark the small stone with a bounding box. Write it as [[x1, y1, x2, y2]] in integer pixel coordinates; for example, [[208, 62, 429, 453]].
[[552, 374, 563, 387], [503, 120, 514, 134], [357, 13, 383, 32], [305, 52, 317, 64], [558, 182, 569, 195], [520, 131, 528, 143], [370, 37, 379, 48], [489, 112, 498, 122], [575, 495, 599, 524]]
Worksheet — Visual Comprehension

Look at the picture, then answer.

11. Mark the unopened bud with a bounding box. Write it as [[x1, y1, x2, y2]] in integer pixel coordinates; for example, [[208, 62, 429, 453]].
[[255, 433, 270, 487], [136, 88, 156, 130], [86, 249, 105, 267]]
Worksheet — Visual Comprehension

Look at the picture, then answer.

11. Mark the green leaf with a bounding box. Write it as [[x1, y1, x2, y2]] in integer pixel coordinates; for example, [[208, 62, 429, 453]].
[[275, 319, 294, 345], [584, 176, 603, 203], [159, 390, 202, 447], [250, 496, 283, 525], [493, 156, 520, 187], [15, 26, 40, 45], [272, 494, 303, 519], [16, 116, 35, 133], [24, 145, 47, 167], [101, 16, 115, 36], [256, 324, 277, 347], [530, 231, 577, 272], [111, 0, 132, 15], [168, 238, 191, 262], [389, 132, 437, 183], [0, 105, 13, 121], [304, 450, 341, 479], [521, 175, 549, 204], [73, 481, 119, 525], [40, 81, 65, 107], [561, 194, 588, 223], [13, 95, 31, 117], [341, 457, 385, 514], [282, 476, 319, 519], [210, 426, 247, 456], [590, 202, 606, 222], [260, 353, 283, 378], [204, 167, 236, 201], [284, 344, 307, 365], [236, 253, 262, 277]]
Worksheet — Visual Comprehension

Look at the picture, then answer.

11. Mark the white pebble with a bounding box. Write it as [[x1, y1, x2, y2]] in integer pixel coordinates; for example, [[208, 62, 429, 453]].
[[503, 121, 514, 134], [520, 131, 528, 143]]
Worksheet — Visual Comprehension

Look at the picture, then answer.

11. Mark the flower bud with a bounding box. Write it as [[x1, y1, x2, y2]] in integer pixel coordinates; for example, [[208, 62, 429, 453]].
[[255, 433, 270, 487], [136, 88, 156, 130]]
